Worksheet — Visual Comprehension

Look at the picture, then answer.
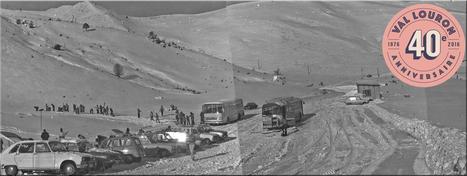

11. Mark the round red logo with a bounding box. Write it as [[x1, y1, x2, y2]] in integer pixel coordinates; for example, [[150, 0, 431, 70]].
[[382, 4, 465, 87]]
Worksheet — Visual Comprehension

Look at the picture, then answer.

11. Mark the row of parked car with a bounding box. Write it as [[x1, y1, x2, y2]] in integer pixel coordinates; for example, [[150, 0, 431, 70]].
[[0, 124, 229, 175]]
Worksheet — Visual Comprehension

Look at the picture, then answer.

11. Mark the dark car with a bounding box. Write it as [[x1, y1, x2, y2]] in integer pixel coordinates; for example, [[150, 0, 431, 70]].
[[61, 139, 125, 170], [134, 133, 181, 158], [99, 136, 145, 163], [244, 102, 258, 110], [196, 124, 228, 141]]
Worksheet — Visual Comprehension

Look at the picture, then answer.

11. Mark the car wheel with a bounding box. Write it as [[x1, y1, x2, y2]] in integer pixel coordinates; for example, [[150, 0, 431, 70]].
[[5, 166, 18, 176], [201, 138, 211, 146], [160, 149, 170, 157], [124, 155, 133, 164], [61, 162, 77, 176]]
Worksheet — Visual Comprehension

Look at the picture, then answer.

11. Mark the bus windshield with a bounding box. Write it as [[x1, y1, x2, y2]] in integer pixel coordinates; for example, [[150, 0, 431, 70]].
[[203, 104, 223, 113], [262, 105, 282, 116]]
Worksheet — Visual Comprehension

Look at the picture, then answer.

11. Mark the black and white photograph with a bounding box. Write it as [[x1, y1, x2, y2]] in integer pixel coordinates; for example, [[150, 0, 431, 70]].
[[0, 0, 465, 175]]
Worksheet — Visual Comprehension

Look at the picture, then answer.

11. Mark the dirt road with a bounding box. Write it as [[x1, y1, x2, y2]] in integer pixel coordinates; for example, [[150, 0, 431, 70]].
[[238, 92, 429, 175]]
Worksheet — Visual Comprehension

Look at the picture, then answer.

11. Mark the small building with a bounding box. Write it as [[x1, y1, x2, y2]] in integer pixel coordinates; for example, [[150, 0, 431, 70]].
[[356, 80, 381, 100]]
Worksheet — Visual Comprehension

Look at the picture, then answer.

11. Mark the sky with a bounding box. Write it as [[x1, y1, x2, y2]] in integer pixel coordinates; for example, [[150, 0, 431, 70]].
[[0, 1, 246, 17]]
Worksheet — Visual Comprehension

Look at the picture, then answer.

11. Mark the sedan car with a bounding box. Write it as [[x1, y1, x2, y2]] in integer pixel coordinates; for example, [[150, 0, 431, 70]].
[[1, 140, 97, 175], [99, 136, 145, 163], [244, 102, 258, 110], [345, 95, 370, 105]]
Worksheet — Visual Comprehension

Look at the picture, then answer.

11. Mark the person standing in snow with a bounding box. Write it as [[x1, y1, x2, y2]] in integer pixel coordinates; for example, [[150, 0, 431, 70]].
[[187, 129, 196, 161], [41, 129, 49, 140], [59, 128, 68, 140], [125, 128, 131, 136], [160, 105, 164, 117], [200, 112, 205, 124], [175, 109, 180, 124], [137, 108, 141, 118], [110, 108, 114, 117], [155, 112, 160, 123], [190, 112, 195, 126]]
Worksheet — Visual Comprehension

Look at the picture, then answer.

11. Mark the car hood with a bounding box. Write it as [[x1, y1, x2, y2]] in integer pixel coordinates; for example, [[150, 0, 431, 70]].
[[209, 130, 228, 137]]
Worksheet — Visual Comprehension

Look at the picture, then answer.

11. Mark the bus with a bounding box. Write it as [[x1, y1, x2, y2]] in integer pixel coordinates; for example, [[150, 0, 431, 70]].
[[262, 97, 303, 130], [202, 99, 244, 124]]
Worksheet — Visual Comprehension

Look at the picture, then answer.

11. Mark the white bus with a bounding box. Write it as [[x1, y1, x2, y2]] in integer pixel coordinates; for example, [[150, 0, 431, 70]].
[[202, 99, 244, 124]]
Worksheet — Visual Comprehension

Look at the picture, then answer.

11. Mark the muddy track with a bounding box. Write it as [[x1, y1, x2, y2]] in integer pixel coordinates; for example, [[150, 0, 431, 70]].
[[240, 93, 429, 175]]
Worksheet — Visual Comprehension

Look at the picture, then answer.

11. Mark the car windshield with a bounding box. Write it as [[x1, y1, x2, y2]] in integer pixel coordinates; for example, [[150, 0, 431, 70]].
[[202, 104, 223, 113], [139, 136, 152, 145], [49, 141, 68, 152], [262, 105, 282, 116], [64, 143, 79, 152]]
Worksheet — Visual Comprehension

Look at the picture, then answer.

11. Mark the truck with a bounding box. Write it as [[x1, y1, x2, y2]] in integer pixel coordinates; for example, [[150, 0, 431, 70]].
[[262, 97, 304, 131]]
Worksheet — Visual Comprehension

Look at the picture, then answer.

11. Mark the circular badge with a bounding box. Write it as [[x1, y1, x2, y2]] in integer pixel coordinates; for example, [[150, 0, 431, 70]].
[[382, 4, 465, 87]]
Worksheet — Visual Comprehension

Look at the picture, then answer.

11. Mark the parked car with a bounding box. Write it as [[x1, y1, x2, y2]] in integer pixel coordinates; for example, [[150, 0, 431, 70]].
[[244, 102, 258, 110], [99, 136, 145, 163], [61, 139, 122, 171], [196, 124, 229, 141], [345, 95, 370, 105], [134, 133, 179, 157], [171, 126, 221, 146], [0, 140, 97, 175], [87, 148, 126, 170]]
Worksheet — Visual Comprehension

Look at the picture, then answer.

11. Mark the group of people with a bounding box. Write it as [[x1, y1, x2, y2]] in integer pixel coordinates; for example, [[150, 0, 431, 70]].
[[137, 105, 173, 122], [134, 104, 204, 127], [33, 102, 115, 117], [92, 103, 115, 117], [72, 104, 86, 114], [175, 110, 196, 126], [34, 103, 70, 112], [40, 128, 84, 141]]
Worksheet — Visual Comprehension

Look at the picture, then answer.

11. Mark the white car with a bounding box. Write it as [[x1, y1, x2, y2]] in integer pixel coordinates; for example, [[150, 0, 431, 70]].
[[1, 140, 97, 175]]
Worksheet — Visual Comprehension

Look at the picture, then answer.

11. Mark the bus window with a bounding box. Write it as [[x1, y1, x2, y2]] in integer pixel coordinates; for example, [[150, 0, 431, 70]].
[[203, 104, 223, 113], [263, 105, 282, 116]]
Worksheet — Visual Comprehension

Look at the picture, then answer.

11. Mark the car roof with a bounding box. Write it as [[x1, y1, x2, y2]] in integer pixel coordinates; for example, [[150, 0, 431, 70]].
[[105, 136, 138, 140], [15, 140, 59, 144]]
